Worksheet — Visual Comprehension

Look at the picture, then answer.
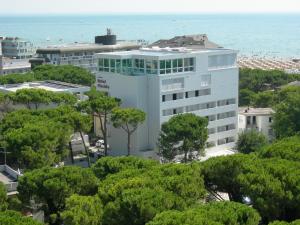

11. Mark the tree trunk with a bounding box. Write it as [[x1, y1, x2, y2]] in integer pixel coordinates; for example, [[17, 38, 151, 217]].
[[127, 132, 131, 156], [80, 131, 91, 167], [98, 113, 108, 156], [104, 113, 108, 156], [68, 141, 74, 164], [184, 151, 188, 163]]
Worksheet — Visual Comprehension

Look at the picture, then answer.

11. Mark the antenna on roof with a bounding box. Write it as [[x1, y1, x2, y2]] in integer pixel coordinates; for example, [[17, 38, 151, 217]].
[[107, 28, 112, 35]]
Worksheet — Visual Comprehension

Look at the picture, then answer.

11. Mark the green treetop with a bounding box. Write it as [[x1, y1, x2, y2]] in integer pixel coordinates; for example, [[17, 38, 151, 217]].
[[17, 166, 98, 225], [158, 113, 208, 163], [61, 194, 103, 225], [147, 201, 261, 225], [236, 130, 268, 154]]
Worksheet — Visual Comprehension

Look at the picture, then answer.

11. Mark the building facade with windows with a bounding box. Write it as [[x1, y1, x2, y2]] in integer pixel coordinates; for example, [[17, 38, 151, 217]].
[[30, 31, 140, 73], [95, 47, 239, 157], [1, 37, 35, 59], [238, 107, 275, 141]]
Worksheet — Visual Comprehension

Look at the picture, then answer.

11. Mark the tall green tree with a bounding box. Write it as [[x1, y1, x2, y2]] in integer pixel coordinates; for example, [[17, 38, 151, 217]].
[[273, 93, 300, 138], [80, 89, 119, 156], [202, 154, 254, 202], [158, 113, 208, 163], [111, 108, 146, 156], [18, 166, 98, 225], [236, 130, 268, 154], [3, 119, 71, 169], [61, 194, 103, 225], [65, 111, 93, 167]]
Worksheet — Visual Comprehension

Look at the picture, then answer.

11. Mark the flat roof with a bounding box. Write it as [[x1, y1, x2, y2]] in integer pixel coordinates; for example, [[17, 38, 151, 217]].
[[239, 107, 274, 116], [96, 47, 234, 58], [2, 58, 31, 70], [0, 80, 89, 93], [36, 42, 140, 54]]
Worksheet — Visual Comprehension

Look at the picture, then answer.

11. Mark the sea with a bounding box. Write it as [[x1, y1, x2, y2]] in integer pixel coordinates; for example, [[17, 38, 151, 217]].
[[0, 14, 300, 58]]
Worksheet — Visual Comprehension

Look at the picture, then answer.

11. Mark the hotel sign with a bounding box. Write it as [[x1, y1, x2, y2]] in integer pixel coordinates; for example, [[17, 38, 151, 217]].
[[97, 77, 109, 89]]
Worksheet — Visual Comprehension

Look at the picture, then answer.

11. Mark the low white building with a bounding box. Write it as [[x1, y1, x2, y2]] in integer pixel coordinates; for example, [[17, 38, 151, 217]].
[[1, 58, 31, 75], [95, 47, 239, 158], [0, 80, 90, 101], [238, 107, 275, 140]]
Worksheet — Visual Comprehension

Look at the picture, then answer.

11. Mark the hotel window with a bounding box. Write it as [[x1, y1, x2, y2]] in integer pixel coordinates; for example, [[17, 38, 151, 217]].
[[122, 59, 132, 74], [116, 59, 121, 73], [103, 59, 110, 72], [160, 60, 166, 74], [217, 111, 236, 120], [186, 89, 211, 99], [208, 128, 216, 135], [166, 60, 172, 74], [110, 59, 116, 72], [217, 98, 236, 107], [134, 59, 145, 74], [184, 58, 194, 72], [162, 95, 166, 102], [217, 124, 236, 133], [98, 58, 104, 71], [146, 60, 158, 74], [206, 115, 216, 121]]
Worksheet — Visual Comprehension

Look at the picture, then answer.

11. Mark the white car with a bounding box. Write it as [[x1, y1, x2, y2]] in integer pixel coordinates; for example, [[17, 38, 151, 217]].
[[96, 140, 109, 149]]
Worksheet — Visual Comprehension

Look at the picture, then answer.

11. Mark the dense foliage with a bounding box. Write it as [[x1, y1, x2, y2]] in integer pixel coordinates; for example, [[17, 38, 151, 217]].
[[236, 130, 268, 154], [147, 201, 261, 225], [239, 68, 300, 107], [0, 210, 42, 225], [95, 157, 206, 225], [0, 182, 7, 211], [7, 88, 77, 110], [258, 135, 300, 161], [0, 106, 92, 169], [0, 64, 95, 86], [202, 154, 300, 223], [158, 113, 208, 162], [92, 156, 158, 180], [17, 166, 98, 224], [61, 194, 103, 225], [273, 90, 300, 138]]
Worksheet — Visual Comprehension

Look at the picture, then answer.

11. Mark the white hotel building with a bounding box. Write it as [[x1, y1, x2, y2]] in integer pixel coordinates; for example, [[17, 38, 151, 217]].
[[95, 47, 238, 158]]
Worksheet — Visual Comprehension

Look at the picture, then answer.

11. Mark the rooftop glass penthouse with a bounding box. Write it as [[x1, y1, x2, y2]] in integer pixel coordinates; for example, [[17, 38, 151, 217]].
[[97, 48, 236, 76]]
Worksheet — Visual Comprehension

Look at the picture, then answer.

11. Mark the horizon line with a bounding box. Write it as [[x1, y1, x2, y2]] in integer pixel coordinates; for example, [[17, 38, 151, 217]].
[[1, 11, 300, 17]]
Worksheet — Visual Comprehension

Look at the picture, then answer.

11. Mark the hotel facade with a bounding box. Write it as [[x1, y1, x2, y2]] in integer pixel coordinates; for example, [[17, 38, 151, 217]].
[[95, 47, 239, 157]]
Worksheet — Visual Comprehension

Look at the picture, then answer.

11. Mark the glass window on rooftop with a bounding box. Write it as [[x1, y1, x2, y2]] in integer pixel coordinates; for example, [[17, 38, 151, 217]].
[[133, 59, 145, 74], [122, 59, 132, 74], [184, 58, 195, 72], [146, 60, 158, 75]]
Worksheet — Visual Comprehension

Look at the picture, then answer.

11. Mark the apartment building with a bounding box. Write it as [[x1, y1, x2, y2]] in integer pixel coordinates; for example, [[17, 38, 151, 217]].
[[30, 30, 140, 73], [1, 37, 35, 59], [94, 47, 239, 157]]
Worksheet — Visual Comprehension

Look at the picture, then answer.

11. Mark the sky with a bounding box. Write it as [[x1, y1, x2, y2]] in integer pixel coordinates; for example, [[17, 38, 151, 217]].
[[1, 0, 300, 15]]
